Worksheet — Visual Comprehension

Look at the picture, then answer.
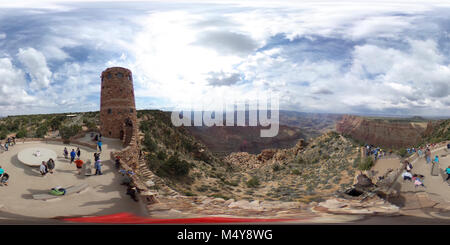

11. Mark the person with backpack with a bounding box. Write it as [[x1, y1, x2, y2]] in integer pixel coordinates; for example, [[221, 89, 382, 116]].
[[94, 159, 102, 175]]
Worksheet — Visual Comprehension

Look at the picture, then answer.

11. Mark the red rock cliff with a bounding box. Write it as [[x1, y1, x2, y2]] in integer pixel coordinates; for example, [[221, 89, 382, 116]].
[[336, 115, 428, 148]]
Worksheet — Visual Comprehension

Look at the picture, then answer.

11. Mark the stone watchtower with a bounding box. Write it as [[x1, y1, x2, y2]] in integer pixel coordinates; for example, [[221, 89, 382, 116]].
[[100, 67, 137, 146]]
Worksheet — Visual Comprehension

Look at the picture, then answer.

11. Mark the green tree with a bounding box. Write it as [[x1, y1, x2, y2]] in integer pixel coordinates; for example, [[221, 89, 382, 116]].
[[16, 128, 28, 138], [59, 125, 82, 139], [35, 125, 48, 138]]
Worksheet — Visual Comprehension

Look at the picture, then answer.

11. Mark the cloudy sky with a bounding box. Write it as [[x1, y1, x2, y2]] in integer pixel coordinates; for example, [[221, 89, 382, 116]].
[[0, 0, 450, 117]]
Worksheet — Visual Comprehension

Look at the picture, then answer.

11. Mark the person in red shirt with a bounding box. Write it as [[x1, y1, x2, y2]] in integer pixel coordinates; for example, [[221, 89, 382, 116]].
[[74, 159, 84, 175]]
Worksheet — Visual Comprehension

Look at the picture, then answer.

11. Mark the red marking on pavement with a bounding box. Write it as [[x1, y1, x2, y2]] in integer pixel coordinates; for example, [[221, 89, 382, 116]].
[[61, 212, 299, 224]]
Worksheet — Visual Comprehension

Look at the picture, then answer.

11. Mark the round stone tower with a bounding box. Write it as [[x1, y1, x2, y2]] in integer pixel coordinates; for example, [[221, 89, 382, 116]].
[[100, 67, 137, 145]]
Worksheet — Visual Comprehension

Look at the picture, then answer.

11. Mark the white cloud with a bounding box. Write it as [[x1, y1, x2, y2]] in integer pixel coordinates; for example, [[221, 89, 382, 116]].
[[17, 47, 52, 89]]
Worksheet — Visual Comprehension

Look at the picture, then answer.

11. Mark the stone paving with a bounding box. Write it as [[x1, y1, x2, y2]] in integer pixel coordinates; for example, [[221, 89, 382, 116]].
[[0, 135, 146, 219]]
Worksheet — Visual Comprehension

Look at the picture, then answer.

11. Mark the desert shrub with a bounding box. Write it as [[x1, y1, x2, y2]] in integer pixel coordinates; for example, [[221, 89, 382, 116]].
[[272, 164, 282, 171], [196, 185, 209, 192], [210, 194, 230, 200], [49, 116, 65, 131], [358, 157, 374, 170], [183, 191, 196, 196], [0, 130, 7, 140], [139, 121, 151, 132], [143, 132, 157, 152], [59, 125, 82, 139], [292, 169, 301, 175], [158, 155, 191, 177], [84, 120, 97, 130], [224, 180, 239, 186], [34, 125, 48, 138], [246, 177, 260, 188], [15, 128, 28, 138], [157, 151, 167, 161], [397, 148, 408, 158]]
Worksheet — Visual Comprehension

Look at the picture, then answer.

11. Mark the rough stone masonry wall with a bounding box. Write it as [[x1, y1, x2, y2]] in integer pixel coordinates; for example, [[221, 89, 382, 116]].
[[100, 67, 137, 139]]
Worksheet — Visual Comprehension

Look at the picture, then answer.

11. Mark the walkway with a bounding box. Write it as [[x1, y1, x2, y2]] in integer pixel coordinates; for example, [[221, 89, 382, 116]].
[[392, 148, 450, 201]]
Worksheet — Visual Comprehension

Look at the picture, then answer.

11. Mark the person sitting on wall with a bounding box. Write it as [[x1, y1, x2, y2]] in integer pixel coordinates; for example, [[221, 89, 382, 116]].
[[412, 174, 425, 188], [115, 156, 121, 169], [126, 185, 138, 202], [405, 161, 413, 172]]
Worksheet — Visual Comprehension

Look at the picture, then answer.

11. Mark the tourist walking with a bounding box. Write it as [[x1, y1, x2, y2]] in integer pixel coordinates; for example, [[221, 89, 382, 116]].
[[74, 159, 84, 175], [97, 140, 102, 152], [433, 155, 439, 164], [63, 147, 68, 159], [94, 159, 102, 175], [425, 148, 431, 164], [5, 142, 8, 151], [40, 161, 48, 176], [70, 149, 76, 164], [47, 158, 55, 174], [76, 147, 81, 158]]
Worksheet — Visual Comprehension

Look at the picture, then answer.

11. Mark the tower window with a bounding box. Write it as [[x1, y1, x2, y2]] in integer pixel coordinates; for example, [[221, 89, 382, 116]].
[[107, 73, 112, 79], [109, 131, 111, 135], [128, 75, 132, 81], [130, 108, 133, 113], [108, 108, 112, 114], [117, 72, 123, 78]]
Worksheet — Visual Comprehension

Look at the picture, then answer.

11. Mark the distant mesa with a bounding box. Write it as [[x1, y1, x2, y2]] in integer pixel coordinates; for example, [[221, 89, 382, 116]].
[[335, 115, 430, 148]]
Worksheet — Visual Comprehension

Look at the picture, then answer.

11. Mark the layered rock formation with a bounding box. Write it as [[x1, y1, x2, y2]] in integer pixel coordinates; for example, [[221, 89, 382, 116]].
[[336, 115, 428, 148]]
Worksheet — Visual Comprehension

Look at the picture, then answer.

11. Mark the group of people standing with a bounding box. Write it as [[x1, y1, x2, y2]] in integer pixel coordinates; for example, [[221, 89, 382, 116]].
[[365, 145, 388, 161], [1, 137, 16, 151], [39, 158, 55, 176], [92, 133, 103, 152], [62, 146, 103, 176]]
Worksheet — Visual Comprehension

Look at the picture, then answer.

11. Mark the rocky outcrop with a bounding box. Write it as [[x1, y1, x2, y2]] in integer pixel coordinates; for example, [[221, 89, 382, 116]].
[[336, 115, 427, 148], [313, 196, 400, 215]]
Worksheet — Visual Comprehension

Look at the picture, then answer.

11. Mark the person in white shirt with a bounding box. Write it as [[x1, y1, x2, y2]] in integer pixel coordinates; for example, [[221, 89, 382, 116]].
[[402, 171, 412, 181]]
